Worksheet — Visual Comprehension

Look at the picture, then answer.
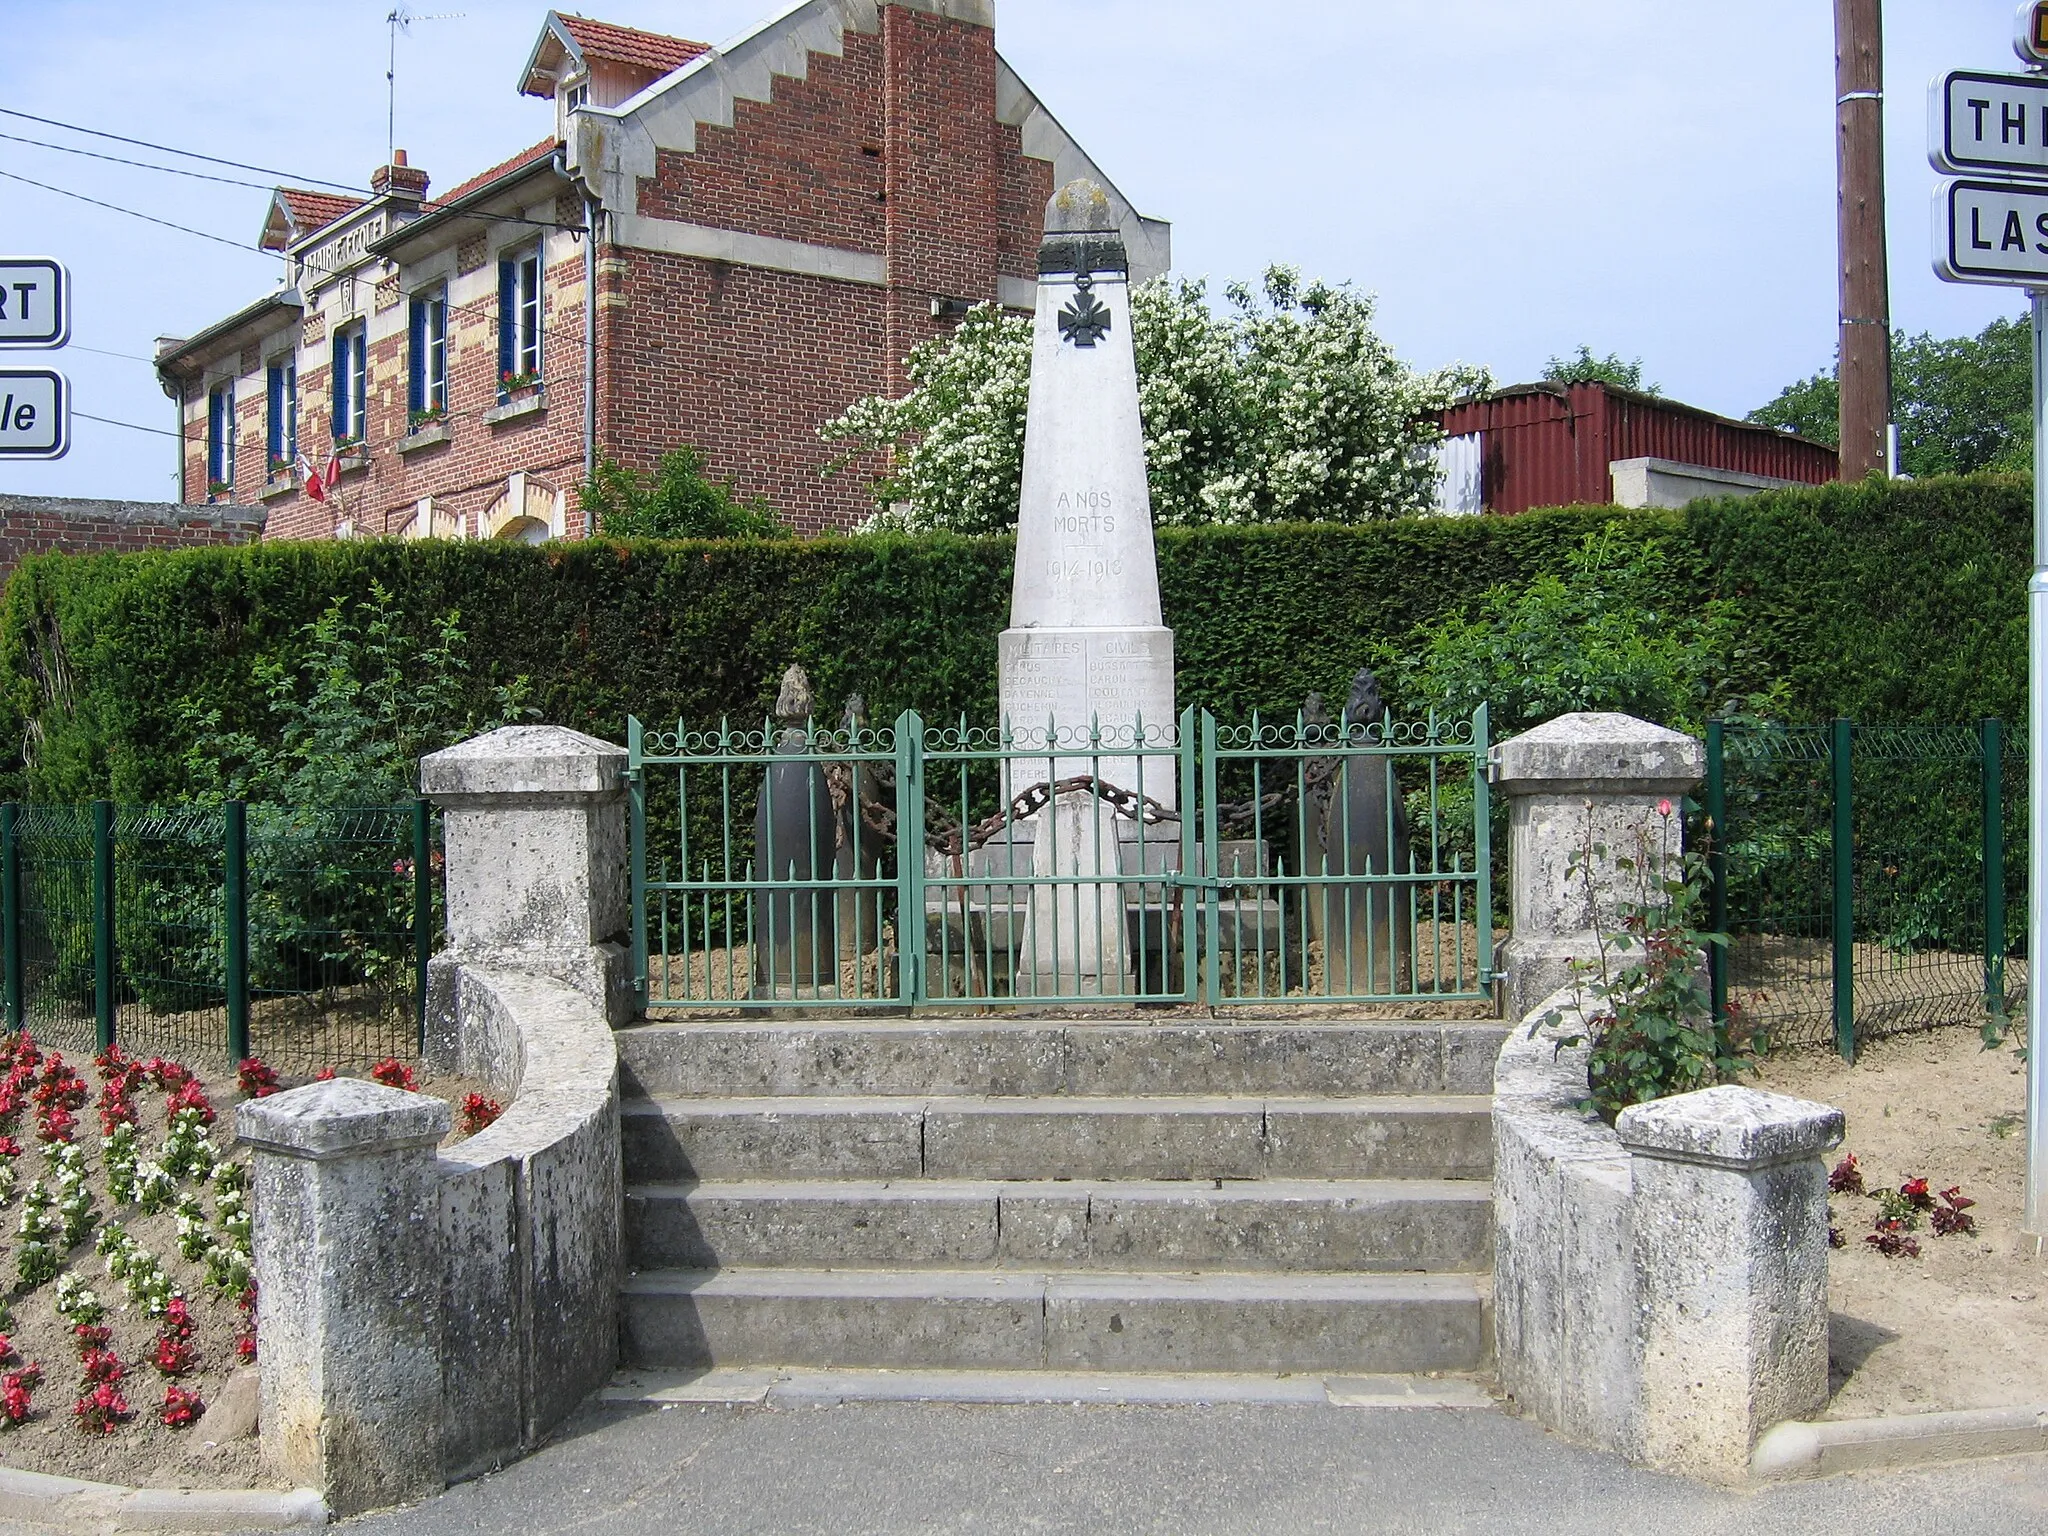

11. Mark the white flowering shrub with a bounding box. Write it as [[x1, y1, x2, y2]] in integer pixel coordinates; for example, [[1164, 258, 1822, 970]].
[[821, 266, 1489, 532]]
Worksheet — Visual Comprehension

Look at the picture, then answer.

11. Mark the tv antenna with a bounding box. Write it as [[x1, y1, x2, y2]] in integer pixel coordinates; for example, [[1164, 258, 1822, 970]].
[[386, 6, 465, 165]]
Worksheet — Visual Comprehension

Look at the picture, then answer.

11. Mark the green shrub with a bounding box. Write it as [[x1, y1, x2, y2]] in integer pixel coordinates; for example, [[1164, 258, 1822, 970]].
[[578, 450, 785, 540], [0, 476, 2029, 807]]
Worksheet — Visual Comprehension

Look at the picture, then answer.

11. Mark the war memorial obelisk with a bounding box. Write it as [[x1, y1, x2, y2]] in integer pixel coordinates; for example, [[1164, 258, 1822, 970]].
[[999, 180, 1175, 995]]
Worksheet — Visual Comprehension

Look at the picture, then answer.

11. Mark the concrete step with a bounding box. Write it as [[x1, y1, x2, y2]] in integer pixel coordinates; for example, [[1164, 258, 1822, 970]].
[[625, 1177, 1492, 1273], [602, 1365, 1496, 1408], [620, 1093, 1494, 1182], [616, 1018, 1507, 1101], [618, 1267, 1487, 1374]]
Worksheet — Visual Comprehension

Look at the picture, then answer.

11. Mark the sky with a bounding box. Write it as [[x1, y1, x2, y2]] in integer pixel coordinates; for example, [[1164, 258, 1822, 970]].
[[0, 0, 2030, 502]]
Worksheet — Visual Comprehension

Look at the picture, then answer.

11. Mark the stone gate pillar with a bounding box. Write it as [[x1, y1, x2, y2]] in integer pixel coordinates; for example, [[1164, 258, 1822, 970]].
[[1494, 712, 1704, 1020], [420, 724, 632, 1065]]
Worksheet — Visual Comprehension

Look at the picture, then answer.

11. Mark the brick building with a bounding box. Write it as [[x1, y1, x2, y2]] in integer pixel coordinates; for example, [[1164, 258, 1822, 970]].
[[153, 1, 1169, 541]]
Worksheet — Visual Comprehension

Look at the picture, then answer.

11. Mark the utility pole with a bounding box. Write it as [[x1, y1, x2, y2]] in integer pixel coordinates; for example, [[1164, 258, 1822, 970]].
[[1836, 0, 1892, 480]]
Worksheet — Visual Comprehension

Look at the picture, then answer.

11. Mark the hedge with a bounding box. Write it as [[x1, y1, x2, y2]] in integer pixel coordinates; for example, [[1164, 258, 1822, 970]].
[[0, 475, 2028, 803]]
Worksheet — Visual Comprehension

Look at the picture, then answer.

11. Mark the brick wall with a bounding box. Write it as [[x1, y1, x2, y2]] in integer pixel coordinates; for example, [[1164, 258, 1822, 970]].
[[163, 0, 1088, 542], [0, 495, 265, 582]]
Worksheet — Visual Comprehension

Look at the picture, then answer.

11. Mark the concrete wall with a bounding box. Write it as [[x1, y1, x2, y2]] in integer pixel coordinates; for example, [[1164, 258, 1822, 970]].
[[1493, 999, 1843, 1483], [435, 967, 620, 1482], [1609, 456, 1810, 510]]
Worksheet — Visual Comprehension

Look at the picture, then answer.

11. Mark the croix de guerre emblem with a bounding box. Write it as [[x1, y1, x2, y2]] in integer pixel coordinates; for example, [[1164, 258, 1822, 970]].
[[1057, 273, 1112, 348]]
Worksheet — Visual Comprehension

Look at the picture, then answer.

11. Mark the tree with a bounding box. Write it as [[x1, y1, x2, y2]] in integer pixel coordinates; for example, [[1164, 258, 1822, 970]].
[[578, 449, 785, 539], [821, 266, 1489, 532], [1543, 344, 1658, 395], [1748, 315, 2031, 477]]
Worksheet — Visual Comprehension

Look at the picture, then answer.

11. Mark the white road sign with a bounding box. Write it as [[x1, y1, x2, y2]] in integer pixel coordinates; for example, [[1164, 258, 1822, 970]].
[[0, 260, 68, 349], [1935, 177, 2048, 284], [0, 368, 68, 459], [1931, 70, 2048, 177]]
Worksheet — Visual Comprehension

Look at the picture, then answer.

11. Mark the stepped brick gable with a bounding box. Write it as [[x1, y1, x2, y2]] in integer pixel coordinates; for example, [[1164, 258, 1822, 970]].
[[155, 0, 1169, 540]]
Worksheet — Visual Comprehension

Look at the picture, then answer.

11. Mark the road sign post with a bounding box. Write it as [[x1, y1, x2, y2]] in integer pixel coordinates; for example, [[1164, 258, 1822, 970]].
[[1934, 11, 2048, 1252]]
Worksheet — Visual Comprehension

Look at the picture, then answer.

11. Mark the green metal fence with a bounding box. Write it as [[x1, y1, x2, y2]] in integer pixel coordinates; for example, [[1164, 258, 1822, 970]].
[[1706, 719, 2019, 1058], [628, 707, 1493, 1012], [0, 800, 439, 1072]]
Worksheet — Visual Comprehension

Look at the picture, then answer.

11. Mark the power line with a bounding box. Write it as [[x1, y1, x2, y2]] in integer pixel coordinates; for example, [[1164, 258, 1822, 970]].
[[64, 344, 158, 365], [0, 169, 276, 257], [0, 106, 368, 195], [77, 411, 181, 439], [0, 132, 279, 192], [1, 126, 583, 238]]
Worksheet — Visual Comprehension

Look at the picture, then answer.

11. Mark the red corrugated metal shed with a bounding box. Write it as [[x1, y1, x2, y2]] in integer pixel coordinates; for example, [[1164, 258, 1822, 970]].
[[1439, 382, 1839, 513]]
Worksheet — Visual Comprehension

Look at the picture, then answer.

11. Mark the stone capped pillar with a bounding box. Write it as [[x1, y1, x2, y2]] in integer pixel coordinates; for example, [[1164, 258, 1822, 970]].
[[1617, 1085, 1843, 1481], [420, 724, 631, 1050], [238, 1079, 451, 1518], [1494, 712, 1703, 1020]]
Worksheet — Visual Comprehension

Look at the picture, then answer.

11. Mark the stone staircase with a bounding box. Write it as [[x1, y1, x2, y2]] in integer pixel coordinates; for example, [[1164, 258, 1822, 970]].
[[614, 1017, 1505, 1383]]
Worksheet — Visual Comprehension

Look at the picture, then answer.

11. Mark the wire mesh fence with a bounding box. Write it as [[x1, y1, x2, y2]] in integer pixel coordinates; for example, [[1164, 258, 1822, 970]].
[[1707, 719, 2018, 1055], [0, 800, 438, 1073]]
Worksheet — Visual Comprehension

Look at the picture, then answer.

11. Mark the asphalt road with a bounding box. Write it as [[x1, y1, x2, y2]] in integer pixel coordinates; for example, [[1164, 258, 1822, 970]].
[[307, 1398, 2048, 1536]]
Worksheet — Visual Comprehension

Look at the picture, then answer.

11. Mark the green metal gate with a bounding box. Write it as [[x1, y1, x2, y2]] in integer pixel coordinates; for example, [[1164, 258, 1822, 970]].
[[626, 706, 1494, 1012]]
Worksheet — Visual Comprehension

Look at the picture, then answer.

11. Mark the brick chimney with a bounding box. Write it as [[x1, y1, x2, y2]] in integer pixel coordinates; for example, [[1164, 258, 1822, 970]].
[[371, 149, 430, 202]]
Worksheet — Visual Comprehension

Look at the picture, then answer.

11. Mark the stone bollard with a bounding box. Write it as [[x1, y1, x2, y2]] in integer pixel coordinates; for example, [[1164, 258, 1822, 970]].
[[1617, 1085, 1844, 1482], [238, 1080, 451, 1518], [1493, 712, 1703, 1021], [420, 724, 632, 1062]]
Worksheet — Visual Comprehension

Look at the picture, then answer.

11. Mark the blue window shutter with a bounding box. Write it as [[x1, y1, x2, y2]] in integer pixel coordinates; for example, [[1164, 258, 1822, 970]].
[[208, 388, 223, 483], [266, 367, 281, 462], [498, 258, 515, 386], [332, 330, 347, 437], [407, 300, 425, 415]]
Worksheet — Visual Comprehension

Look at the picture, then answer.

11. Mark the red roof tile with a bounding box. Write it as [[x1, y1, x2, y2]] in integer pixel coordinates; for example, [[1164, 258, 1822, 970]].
[[277, 189, 363, 238], [555, 15, 708, 76], [433, 138, 561, 209]]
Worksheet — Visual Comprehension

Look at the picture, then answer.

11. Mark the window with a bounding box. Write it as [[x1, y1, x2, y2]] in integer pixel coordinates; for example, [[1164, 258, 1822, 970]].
[[206, 381, 235, 495], [407, 287, 448, 421], [497, 246, 541, 393], [265, 357, 297, 476], [331, 322, 367, 443], [564, 78, 589, 111]]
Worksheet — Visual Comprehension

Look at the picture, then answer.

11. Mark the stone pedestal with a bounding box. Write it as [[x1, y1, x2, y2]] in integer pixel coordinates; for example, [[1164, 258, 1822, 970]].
[[420, 724, 632, 1050], [1494, 712, 1703, 1019], [1018, 791, 1132, 996], [1617, 1085, 1843, 1481], [238, 1080, 451, 1518]]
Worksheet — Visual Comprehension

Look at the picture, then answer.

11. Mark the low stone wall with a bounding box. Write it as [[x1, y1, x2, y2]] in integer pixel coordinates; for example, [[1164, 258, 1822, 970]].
[[240, 963, 619, 1514], [437, 965, 621, 1482], [1493, 990, 1842, 1482], [1492, 1005, 1641, 1455]]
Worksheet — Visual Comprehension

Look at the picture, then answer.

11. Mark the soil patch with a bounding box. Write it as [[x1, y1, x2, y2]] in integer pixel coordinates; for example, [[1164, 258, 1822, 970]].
[[1755, 1024, 2048, 1419], [0, 1047, 490, 1488]]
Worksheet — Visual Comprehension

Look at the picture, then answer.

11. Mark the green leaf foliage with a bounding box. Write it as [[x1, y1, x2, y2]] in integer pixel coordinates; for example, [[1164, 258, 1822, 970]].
[[1749, 315, 2032, 477], [578, 449, 786, 540], [1542, 344, 1658, 396], [0, 476, 2029, 804]]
